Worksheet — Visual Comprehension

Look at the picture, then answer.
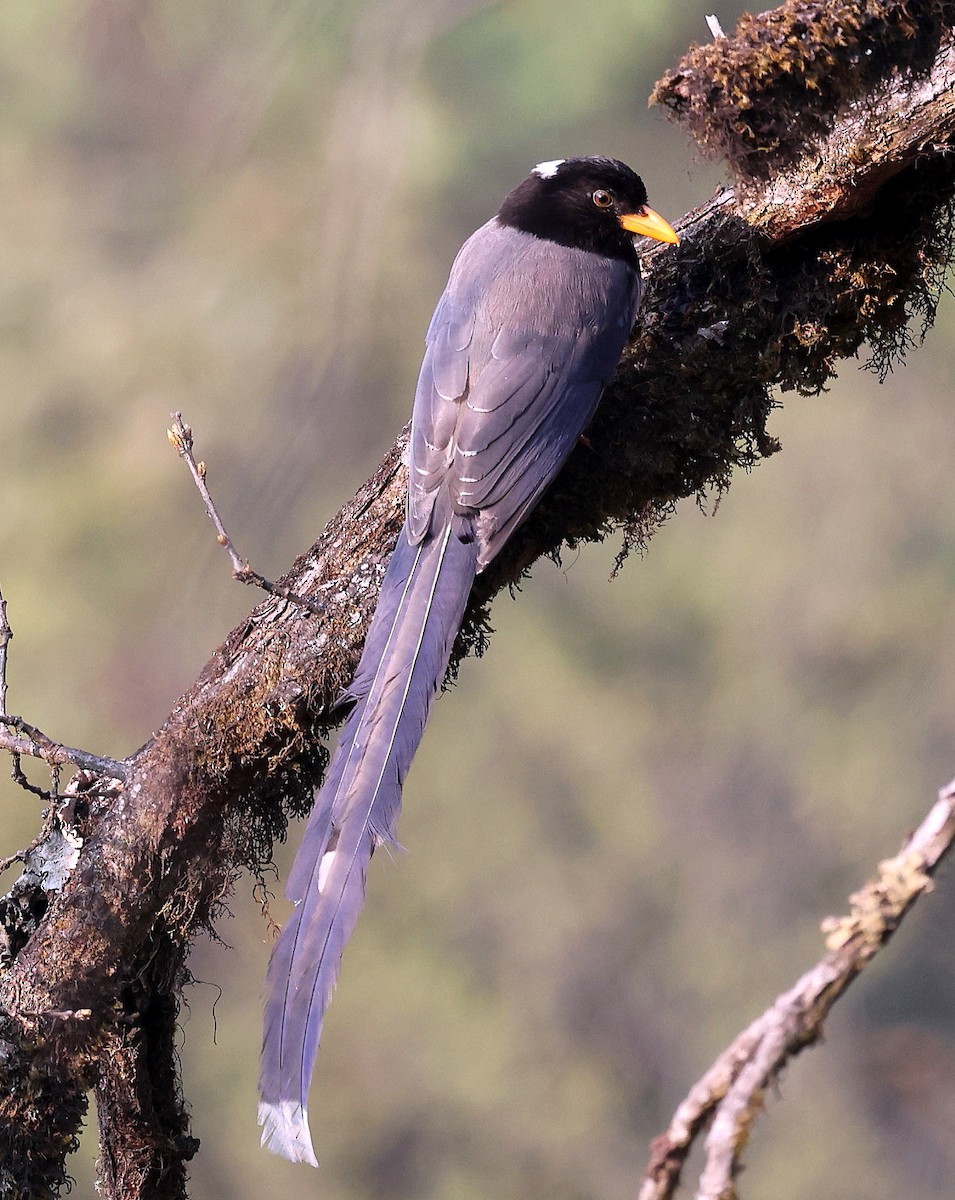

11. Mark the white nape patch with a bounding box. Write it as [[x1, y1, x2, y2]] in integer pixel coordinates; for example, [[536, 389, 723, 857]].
[[317, 849, 337, 892], [533, 158, 565, 179]]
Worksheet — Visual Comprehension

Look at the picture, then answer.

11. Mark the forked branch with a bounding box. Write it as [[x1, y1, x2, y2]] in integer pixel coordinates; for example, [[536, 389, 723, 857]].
[[640, 783, 955, 1200]]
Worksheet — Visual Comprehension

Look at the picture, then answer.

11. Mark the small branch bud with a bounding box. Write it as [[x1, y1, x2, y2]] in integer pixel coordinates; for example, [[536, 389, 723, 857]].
[[168, 412, 325, 617]]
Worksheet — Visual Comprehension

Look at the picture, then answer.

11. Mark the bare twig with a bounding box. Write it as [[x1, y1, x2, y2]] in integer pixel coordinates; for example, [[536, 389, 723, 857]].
[[0, 582, 25, 797], [0, 583, 11, 721], [639, 783, 955, 1200], [0, 588, 112, 801], [705, 14, 726, 39], [0, 716, 128, 782], [167, 412, 325, 616]]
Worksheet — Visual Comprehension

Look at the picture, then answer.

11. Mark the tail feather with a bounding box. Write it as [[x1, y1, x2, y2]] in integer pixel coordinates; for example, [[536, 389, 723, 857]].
[[259, 512, 478, 1164]]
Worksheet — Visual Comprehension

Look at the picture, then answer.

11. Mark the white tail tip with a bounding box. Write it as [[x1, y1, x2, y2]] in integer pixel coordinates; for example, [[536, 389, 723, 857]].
[[258, 1099, 319, 1167]]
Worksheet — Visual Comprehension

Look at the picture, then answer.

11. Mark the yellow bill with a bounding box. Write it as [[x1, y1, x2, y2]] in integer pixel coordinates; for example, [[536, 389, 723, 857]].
[[619, 207, 680, 244]]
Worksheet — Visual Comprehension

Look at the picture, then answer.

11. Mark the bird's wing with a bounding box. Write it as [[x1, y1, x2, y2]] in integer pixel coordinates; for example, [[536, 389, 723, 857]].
[[408, 220, 641, 566]]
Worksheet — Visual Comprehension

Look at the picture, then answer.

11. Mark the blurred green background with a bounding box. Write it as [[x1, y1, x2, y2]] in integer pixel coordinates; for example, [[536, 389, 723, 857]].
[[2, 2, 955, 1197]]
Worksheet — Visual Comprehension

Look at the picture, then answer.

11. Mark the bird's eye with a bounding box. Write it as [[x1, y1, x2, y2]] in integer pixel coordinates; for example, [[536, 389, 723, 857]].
[[592, 189, 613, 208]]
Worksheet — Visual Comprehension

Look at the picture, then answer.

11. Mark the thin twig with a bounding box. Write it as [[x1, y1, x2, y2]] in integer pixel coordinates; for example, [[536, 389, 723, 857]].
[[0, 586, 60, 798], [639, 782, 955, 1200], [167, 412, 325, 616], [9, 753, 52, 800], [0, 716, 128, 781], [0, 581, 24, 796], [705, 13, 726, 39], [0, 583, 11, 721], [0, 585, 123, 797]]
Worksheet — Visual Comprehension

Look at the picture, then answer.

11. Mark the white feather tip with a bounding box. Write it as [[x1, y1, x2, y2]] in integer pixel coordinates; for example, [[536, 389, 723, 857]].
[[258, 1099, 319, 1168]]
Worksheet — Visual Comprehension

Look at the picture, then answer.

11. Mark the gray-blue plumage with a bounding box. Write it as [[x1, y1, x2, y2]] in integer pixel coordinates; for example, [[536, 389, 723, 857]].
[[259, 159, 659, 1166], [409, 221, 641, 560]]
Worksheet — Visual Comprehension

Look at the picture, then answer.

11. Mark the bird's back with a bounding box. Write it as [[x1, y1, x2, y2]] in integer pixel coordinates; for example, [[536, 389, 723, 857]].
[[410, 219, 642, 564]]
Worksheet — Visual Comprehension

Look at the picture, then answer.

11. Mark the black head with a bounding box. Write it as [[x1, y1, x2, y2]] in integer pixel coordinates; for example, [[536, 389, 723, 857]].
[[496, 156, 677, 264]]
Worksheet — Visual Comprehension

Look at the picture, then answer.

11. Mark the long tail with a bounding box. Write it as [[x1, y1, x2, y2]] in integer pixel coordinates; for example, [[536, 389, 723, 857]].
[[258, 509, 478, 1165]]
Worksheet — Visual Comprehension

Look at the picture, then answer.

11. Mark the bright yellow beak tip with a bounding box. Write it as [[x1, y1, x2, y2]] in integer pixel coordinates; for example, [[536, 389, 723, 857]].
[[620, 207, 680, 245]]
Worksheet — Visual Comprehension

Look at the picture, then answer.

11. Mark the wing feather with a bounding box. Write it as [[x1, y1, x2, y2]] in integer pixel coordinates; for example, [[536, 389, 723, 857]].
[[408, 221, 641, 560]]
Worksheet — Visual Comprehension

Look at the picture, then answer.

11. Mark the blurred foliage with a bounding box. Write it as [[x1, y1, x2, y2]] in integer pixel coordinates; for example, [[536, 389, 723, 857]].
[[2, 2, 955, 1198]]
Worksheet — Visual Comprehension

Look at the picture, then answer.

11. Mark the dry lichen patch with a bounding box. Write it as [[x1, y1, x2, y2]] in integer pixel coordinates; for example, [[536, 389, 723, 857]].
[[652, 0, 955, 179]]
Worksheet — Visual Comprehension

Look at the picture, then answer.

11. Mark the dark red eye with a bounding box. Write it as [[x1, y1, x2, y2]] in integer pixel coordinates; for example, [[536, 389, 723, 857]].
[[592, 189, 614, 208]]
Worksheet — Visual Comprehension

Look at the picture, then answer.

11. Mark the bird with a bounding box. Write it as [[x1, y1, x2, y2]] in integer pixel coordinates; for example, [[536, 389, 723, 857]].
[[258, 156, 679, 1166]]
